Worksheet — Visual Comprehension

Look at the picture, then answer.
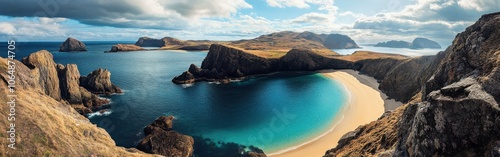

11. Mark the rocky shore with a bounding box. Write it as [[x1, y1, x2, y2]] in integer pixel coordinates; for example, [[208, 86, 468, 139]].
[[325, 12, 500, 156]]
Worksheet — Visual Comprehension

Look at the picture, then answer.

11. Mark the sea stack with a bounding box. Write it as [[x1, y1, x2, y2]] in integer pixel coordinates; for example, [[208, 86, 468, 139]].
[[59, 37, 87, 52]]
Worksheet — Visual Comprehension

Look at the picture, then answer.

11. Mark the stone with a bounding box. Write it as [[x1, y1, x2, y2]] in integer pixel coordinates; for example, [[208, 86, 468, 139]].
[[59, 37, 87, 52]]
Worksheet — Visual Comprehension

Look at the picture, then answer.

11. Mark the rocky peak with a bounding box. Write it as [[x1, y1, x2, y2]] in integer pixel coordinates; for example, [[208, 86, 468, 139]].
[[59, 37, 87, 52], [322, 34, 360, 49]]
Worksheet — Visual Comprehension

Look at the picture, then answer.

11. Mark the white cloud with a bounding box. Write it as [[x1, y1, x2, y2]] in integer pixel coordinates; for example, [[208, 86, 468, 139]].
[[0, 23, 16, 35], [291, 12, 333, 24]]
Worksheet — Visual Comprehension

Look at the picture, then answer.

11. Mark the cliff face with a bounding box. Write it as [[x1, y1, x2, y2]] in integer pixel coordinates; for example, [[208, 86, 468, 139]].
[[17, 50, 121, 115], [59, 37, 87, 52], [0, 54, 149, 156], [325, 12, 500, 156], [172, 44, 352, 84]]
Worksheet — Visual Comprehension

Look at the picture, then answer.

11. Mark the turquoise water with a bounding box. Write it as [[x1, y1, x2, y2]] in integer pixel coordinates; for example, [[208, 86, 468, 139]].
[[2, 42, 347, 155]]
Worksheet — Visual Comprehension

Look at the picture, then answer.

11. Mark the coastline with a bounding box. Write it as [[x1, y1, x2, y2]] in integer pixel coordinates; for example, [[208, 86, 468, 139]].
[[269, 70, 386, 157]]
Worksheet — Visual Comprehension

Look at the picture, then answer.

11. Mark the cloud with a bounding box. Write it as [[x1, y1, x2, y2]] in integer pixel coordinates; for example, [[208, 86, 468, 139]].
[[291, 12, 332, 24], [350, 0, 500, 45], [0, 0, 252, 29]]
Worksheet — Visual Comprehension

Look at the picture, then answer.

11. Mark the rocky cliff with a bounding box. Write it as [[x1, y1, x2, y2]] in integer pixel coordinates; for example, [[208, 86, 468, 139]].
[[17, 50, 121, 115], [59, 37, 87, 52], [137, 116, 194, 157], [325, 12, 500, 156], [172, 44, 352, 84], [0, 53, 150, 156]]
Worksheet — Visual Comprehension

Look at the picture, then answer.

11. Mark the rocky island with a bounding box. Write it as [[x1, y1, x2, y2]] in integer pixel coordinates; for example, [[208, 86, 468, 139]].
[[59, 37, 87, 52], [375, 37, 442, 49]]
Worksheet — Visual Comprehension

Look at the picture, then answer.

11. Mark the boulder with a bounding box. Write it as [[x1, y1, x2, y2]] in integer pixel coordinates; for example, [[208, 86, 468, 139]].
[[137, 116, 194, 157], [59, 37, 87, 52]]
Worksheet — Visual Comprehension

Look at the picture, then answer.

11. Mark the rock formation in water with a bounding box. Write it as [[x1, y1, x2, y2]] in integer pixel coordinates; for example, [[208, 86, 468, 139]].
[[172, 44, 352, 84], [374, 38, 441, 49], [59, 37, 87, 52], [80, 68, 122, 95], [109, 44, 145, 52], [0, 52, 149, 156], [18, 50, 121, 115], [135, 37, 166, 47], [374, 40, 412, 48], [137, 116, 194, 157], [325, 12, 500, 156]]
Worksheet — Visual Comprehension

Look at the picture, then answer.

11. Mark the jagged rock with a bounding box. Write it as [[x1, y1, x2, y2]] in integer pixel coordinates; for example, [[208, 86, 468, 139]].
[[22, 50, 61, 100], [137, 116, 194, 157], [322, 34, 360, 49], [172, 71, 195, 84], [59, 37, 87, 52], [395, 78, 500, 156], [135, 37, 166, 47], [58, 64, 83, 104], [109, 44, 145, 52], [80, 68, 122, 94], [179, 45, 210, 50], [374, 40, 412, 48], [411, 38, 441, 49]]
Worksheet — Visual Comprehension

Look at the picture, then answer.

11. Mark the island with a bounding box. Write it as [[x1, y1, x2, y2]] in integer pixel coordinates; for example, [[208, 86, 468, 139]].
[[59, 37, 87, 52], [374, 37, 442, 49]]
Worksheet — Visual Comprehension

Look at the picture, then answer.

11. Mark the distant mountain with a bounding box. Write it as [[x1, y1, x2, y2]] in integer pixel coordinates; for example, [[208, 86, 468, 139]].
[[374, 38, 441, 49], [374, 40, 412, 48]]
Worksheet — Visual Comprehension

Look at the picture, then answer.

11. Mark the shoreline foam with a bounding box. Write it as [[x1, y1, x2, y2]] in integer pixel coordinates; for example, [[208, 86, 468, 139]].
[[268, 70, 385, 157]]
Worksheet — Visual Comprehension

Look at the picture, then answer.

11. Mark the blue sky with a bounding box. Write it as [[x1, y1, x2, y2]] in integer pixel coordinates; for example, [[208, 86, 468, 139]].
[[0, 0, 498, 46]]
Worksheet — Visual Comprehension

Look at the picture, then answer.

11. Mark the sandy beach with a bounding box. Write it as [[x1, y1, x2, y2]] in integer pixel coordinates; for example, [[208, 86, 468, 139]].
[[269, 70, 388, 157]]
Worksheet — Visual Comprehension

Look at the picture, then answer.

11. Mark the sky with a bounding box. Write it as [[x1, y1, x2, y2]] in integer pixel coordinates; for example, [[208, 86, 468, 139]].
[[0, 0, 498, 46]]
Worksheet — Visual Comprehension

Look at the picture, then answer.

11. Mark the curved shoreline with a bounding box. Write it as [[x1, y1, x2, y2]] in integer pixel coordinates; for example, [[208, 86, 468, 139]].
[[269, 70, 385, 157]]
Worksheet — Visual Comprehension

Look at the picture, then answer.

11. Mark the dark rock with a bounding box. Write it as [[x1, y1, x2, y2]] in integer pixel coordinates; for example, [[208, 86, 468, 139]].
[[137, 116, 194, 157], [322, 34, 360, 49], [80, 68, 122, 94], [135, 37, 166, 47], [179, 45, 210, 50], [59, 37, 87, 52], [411, 38, 441, 49], [374, 40, 412, 48], [172, 71, 195, 84]]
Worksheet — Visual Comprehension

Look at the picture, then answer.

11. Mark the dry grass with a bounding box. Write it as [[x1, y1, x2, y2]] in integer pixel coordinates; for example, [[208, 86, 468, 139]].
[[0, 79, 154, 157], [333, 51, 408, 62]]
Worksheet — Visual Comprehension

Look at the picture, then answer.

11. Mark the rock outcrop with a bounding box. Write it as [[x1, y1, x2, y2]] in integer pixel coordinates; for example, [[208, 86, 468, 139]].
[[374, 40, 412, 48], [0, 54, 150, 157], [18, 50, 121, 115], [135, 37, 166, 47], [322, 34, 360, 49], [325, 12, 500, 156], [109, 44, 145, 52], [59, 37, 87, 52], [80, 68, 122, 95], [137, 116, 194, 157], [374, 38, 441, 49]]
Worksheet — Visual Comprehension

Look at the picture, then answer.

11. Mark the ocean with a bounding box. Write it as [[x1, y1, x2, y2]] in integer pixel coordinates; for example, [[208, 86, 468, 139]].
[[2, 42, 348, 155], [334, 44, 446, 56]]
